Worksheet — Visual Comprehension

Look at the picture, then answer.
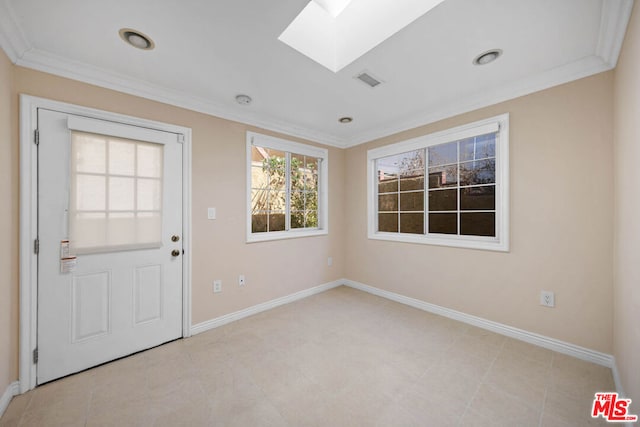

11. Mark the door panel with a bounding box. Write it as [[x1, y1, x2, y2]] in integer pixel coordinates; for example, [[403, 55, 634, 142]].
[[37, 109, 183, 384]]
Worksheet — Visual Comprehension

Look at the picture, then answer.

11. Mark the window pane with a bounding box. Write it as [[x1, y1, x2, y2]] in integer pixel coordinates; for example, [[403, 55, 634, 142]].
[[400, 173, 424, 191], [107, 212, 136, 246], [109, 177, 135, 211], [268, 213, 286, 231], [70, 212, 106, 251], [399, 150, 424, 176], [460, 212, 495, 237], [252, 214, 267, 233], [460, 159, 495, 186], [378, 213, 398, 232], [137, 179, 161, 211], [291, 211, 304, 229], [251, 166, 269, 190], [251, 190, 268, 214], [400, 191, 424, 212], [137, 143, 163, 178], [460, 134, 496, 162], [74, 133, 106, 173], [400, 213, 424, 234], [428, 165, 458, 188], [378, 194, 398, 212], [264, 149, 286, 173], [109, 140, 135, 176], [460, 186, 495, 210], [428, 213, 457, 234], [305, 210, 318, 228], [76, 175, 106, 210], [429, 189, 457, 211], [428, 141, 457, 167], [269, 191, 286, 211], [291, 190, 304, 211], [378, 176, 398, 194]]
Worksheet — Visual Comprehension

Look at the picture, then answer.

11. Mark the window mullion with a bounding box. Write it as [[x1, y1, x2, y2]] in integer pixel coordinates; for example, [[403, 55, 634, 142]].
[[285, 152, 291, 231], [456, 141, 461, 236], [424, 147, 428, 235]]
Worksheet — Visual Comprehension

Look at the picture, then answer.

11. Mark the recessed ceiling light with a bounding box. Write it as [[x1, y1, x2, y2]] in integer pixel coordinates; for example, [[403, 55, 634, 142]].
[[473, 49, 503, 66], [339, 117, 353, 124], [235, 94, 253, 105], [119, 28, 155, 50]]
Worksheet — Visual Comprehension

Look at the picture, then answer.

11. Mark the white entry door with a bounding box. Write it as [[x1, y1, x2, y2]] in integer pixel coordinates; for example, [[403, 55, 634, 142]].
[[37, 108, 184, 384]]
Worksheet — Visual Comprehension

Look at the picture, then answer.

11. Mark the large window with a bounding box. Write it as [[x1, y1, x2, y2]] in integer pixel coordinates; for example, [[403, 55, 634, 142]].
[[247, 132, 328, 242], [368, 114, 509, 251]]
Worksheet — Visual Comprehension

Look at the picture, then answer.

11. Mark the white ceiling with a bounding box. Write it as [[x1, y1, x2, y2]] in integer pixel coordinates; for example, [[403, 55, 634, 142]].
[[0, 0, 633, 148]]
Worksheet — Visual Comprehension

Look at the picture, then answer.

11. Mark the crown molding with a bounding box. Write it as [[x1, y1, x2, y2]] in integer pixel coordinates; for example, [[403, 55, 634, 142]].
[[596, 0, 634, 67], [346, 54, 612, 146], [0, 0, 31, 63], [0, 0, 632, 150], [13, 48, 349, 148]]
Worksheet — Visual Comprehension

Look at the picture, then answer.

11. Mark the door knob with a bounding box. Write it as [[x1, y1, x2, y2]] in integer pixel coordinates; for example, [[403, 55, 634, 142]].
[[171, 249, 180, 257], [171, 235, 180, 242]]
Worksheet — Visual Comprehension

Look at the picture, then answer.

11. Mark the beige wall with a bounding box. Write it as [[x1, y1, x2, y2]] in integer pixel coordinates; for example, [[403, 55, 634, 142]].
[[0, 49, 18, 396], [345, 72, 615, 353], [613, 3, 640, 402]]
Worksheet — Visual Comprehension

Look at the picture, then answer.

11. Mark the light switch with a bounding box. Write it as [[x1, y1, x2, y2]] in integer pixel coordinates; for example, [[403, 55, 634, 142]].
[[207, 207, 216, 220]]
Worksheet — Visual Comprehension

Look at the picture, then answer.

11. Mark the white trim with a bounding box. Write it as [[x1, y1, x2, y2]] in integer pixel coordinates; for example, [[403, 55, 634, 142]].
[[343, 279, 615, 368], [366, 114, 509, 252], [611, 357, 625, 395], [246, 132, 329, 243], [596, 0, 634, 68], [0, 381, 20, 420], [0, 0, 30, 64], [0, 2, 631, 149], [191, 280, 342, 335], [19, 95, 193, 392]]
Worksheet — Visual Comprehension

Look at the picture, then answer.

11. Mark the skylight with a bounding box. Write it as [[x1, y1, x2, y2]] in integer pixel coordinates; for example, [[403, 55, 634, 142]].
[[278, 0, 446, 73]]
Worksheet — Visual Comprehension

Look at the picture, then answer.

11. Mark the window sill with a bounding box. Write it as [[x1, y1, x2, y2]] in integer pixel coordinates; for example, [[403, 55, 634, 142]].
[[368, 231, 509, 252], [247, 228, 328, 243]]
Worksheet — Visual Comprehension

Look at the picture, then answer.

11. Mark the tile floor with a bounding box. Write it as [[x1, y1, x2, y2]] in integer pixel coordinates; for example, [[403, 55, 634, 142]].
[[0, 286, 615, 426]]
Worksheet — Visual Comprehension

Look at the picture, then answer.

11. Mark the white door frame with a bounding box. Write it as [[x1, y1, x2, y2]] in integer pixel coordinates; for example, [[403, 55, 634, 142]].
[[19, 95, 193, 393]]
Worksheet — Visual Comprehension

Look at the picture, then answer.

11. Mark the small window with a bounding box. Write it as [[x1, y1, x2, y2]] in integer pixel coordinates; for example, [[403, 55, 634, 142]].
[[367, 114, 509, 251], [247, 132, 328, 242]]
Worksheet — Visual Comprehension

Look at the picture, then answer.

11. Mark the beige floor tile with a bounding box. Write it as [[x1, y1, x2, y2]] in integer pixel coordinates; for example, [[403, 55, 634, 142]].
[[0, 286, 617, 427], [483, 352, 550, 411], [543, 387, 610, 426], [0, 393, 31, 427], [501, 338, 554, 366], [465, 382, 541, 427]]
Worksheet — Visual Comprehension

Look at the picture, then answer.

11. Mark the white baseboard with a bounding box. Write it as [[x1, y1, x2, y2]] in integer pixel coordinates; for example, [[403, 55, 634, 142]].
[[343, 279, 615, 368], [191, 279, 343, 335], [611, 357, 626, 395], [0, 381, 20, 420]]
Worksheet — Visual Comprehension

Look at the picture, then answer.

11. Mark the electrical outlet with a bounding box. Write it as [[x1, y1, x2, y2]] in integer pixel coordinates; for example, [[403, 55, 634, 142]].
[[213, 280, 222, 293], [540, 290, 555, 307], [327, 257, 333, 266], [239, 275, 245, 286]]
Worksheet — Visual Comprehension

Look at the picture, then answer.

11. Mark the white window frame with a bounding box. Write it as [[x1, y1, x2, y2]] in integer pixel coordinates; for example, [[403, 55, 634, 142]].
[[367, 114, 509, 252], [246, 132, 329, 243]]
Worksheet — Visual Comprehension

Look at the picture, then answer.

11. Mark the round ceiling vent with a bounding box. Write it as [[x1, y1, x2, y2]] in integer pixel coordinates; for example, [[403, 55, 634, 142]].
[[473, 49, 503, 66], [235, 94, 253, 105], [119, 28, 155, 50]]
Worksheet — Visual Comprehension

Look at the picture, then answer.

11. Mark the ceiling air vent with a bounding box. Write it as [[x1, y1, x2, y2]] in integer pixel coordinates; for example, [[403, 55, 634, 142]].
[[354, 71, 383, 88]]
